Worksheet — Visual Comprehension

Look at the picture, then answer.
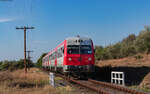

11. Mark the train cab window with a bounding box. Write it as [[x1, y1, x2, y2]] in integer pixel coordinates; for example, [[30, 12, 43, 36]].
[[67, 45, 80, 54], [80, 45, 92, 54], [67, 45, 92, 54]]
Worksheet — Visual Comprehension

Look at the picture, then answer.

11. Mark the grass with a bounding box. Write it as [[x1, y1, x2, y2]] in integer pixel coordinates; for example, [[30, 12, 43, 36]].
[[128, 85, 150, 92], [0, 68, 60, 94], [0, 68, 93, 94], [57, 85, 75, 94]]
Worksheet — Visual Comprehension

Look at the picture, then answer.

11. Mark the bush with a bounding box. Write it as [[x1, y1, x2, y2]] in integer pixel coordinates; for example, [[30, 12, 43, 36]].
[[36, 53, 47, 68], [0, 59, 34, 71], [95, 26, 150, 60], [134, 54, 143, 59]]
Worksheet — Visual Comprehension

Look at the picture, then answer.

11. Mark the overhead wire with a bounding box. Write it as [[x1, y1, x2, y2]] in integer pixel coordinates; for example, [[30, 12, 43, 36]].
[[27, 0, 36, 60]]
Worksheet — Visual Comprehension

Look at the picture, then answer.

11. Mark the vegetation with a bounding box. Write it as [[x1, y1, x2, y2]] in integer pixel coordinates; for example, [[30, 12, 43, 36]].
[[0, 68, 60, 94], [0, 59, 34, 71], [95, 26, 150, 60], [36, 53, 47, 68]]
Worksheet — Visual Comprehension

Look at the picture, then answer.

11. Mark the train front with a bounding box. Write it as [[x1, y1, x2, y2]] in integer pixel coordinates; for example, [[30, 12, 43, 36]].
[[63, 37, 95, 74]]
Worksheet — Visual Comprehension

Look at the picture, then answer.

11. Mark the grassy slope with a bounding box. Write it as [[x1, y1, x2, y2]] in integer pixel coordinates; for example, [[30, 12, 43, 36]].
[[96, 54, 150, 67]]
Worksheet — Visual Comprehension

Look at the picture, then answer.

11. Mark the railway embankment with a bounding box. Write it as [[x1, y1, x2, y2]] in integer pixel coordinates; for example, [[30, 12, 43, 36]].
[[95, 54, 150, 92]]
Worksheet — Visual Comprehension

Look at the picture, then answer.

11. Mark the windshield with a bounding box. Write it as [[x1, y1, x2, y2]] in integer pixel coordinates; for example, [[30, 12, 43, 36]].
[[67, 45, 92, 54]]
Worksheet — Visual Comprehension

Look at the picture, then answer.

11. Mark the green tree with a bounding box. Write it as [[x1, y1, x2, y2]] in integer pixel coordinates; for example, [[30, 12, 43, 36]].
[[135, 26, 150, 53], [94, 46, 104, 60], [0, 59, 34, 71], [36, 53, 47, 68]]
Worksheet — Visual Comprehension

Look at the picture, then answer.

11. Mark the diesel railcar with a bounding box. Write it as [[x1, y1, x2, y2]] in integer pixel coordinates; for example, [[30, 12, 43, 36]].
[[42, 36, 95, 75]]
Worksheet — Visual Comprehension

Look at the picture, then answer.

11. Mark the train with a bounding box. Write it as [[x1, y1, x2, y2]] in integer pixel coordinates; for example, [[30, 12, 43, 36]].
[[42, 36, 95, 76]]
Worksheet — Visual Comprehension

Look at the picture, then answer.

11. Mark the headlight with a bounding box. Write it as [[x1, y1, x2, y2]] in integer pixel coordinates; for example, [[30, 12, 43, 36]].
[[88, 57, 92, 61], [68, 58, 72, 61]]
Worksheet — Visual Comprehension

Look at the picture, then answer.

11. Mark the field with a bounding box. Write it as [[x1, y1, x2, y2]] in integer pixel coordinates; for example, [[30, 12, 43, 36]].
[[0, 68, 60, 94], [0, 68, 97, 94]]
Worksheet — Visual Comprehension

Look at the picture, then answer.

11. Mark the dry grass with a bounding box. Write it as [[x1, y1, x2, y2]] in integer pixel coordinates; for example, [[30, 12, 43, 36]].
[[139, 72, 150, 91], [0, 68, 60, 94], [96, 54, 150, 67]]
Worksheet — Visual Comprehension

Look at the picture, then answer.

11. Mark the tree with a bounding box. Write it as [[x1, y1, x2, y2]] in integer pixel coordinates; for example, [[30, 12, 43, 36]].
[[122, 34, 136, 44], [0, 59, 34, 71], [94, 46, 104, 60], [135, 26, 150, 53], [36, 53, 47, 68]]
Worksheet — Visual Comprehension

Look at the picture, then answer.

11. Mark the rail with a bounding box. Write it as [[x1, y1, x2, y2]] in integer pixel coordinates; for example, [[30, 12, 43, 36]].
[[43, 69, 148, 94]]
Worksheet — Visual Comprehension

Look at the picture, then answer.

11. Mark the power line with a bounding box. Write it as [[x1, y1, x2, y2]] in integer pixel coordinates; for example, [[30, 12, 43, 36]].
[[16, 26, 35, 74]]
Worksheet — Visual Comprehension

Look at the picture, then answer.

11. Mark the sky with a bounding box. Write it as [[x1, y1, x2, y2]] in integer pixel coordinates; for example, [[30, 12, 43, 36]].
[[0, 0, 150, 62]]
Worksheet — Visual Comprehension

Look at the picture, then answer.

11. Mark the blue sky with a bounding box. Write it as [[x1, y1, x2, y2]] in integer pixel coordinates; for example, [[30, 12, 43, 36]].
[[0, 0, 150, 62]]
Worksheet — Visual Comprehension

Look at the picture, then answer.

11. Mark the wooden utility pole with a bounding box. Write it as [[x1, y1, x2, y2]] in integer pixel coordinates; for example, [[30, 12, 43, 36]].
[[16, 26, 34, 74], [26, 50, 33, 70]]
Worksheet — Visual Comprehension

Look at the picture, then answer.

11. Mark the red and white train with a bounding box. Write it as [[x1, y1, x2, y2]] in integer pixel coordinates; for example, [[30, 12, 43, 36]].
[[42, 36, 95, 75]]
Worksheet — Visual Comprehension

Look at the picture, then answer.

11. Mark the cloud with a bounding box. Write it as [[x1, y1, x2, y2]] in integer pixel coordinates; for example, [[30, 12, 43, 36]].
[[0, 18, 15, 23]]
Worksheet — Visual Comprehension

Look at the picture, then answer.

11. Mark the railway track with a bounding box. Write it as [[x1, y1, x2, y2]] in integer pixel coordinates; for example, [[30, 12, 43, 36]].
[[43, 69, 148, 94], [87, 79, 147, 94], [56, 74, 147, 94], [68, 78, 147, 94]]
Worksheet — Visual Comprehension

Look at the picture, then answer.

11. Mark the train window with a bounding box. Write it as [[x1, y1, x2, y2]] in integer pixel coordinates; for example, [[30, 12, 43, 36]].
[[67, 45, 79, 54], [57, 49, 60, 58], [67, 45, 92, 54], [51, 53, 54, 60], [53, 54, 54, 60], [54, 52, 56, 59], [61, 47, 64, 54], [80, 45, 92, 54], [57, 48, 62, 58], [49, 55, 51, 61]]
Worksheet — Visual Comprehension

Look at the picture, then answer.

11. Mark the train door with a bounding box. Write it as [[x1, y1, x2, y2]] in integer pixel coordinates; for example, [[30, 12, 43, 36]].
[[57, 46, 64, 70]]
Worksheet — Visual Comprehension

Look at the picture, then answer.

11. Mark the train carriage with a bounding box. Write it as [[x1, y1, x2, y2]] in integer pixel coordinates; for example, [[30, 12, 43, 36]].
[[42, 36, 95, 75]]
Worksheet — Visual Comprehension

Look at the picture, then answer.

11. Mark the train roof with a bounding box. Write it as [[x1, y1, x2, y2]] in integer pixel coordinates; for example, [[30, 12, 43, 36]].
[[65, 37, 91, 41]]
